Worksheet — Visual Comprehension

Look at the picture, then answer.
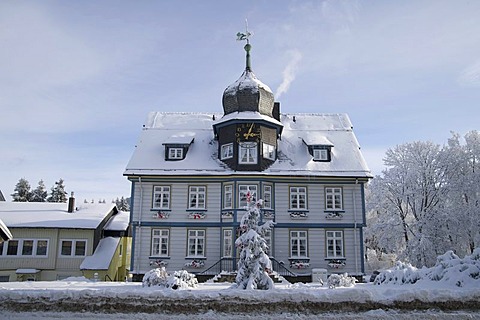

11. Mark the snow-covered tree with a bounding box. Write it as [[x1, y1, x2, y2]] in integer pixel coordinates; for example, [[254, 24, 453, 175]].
[[116, 197, 130, 211], [233, 193, 275, 290], [366, 141, 450, 267], [47, 179, 68, 203], [366, 132, 480, 268], [30, 180, 48, 202], [11, 178, 32, 202]]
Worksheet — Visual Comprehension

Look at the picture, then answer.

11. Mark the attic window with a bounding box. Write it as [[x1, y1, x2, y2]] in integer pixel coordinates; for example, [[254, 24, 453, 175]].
[[168, 148, 183, 160], [313, 149, 328, 161]]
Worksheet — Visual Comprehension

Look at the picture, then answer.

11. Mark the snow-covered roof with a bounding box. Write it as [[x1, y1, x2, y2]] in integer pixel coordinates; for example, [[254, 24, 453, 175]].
[[104, 210, 130, 231], [0, 202, 117, 229], [80, 237, 120, 270], [125, 112, 371, 178], [0, 218, 12, 241]]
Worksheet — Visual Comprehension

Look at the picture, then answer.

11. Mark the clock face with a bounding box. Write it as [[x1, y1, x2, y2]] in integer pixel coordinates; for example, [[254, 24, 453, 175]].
[[236, 123, 261, 142]]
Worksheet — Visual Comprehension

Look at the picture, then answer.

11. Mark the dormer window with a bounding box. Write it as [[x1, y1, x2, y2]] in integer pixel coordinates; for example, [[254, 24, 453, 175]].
[[301, 137, 333, 162], [221, 143, 234, 160], [163, 133, 195, 161], [239, 142, 257, 164], [169, 148, 183, 160], [313, 149, 328, 161]]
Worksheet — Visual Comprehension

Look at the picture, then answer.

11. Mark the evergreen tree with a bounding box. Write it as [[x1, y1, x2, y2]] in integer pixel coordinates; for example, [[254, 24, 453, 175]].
[[11, 178, 32, 202], [47, 179, 68, 203], [30, 180, 48, 202], [233, 193, 275, 290], [116, 196, 130, 211]]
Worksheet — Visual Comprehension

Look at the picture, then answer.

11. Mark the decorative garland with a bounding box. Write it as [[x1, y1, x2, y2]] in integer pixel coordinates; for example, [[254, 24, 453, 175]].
[[325, 212, 344, 219], [188, 212, 207, 219], [222, 211, 233, 218], [152, 211, 170, 219], [184, 259, 205, 268], [289, 260, 310, 269], [327, 260, 346, 269], [149, 259, 168, 267], [289, 211, 308, 219]]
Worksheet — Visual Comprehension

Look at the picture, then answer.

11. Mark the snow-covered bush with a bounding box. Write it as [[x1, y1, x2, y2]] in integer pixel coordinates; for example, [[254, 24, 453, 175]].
[[142, 267, 198, 289], [327, 273, 357, 289], [373, 261, 422, 285], [374, 248, 480, 287]]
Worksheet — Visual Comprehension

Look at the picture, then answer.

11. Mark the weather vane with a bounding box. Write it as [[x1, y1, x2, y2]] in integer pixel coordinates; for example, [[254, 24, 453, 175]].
[[236, 19, 252, 44]]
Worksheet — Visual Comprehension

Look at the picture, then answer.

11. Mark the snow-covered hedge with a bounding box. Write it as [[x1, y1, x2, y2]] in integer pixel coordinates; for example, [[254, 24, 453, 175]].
[[142, 267, 198, 289], [374, 248, 480, 287], [327, 273, 357, 289]]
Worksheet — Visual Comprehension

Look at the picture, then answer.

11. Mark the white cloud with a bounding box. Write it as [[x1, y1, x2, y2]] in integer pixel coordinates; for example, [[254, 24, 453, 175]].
[[458, 60, 480, 87]]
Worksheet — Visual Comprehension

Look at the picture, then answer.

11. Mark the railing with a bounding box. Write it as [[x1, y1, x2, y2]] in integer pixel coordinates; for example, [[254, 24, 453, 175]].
[[198, 257, 235, 275], [270, 257, 297, 277], [199, 257, 297, 278], [105, 274, 113, 282]]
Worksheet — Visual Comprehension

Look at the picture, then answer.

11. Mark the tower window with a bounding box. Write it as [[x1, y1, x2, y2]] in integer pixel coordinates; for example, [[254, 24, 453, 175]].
[[263, 143, 275, 160], [221, 143, 234, 160], [239, 142, 257, 164]]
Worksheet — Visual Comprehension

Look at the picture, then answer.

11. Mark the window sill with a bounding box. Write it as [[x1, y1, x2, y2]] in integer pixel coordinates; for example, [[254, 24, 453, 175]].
[[149, 256, 170, 260], [150, 208, 171, 212], [185, 256, 206, 260], [186, 209, 207, 212]]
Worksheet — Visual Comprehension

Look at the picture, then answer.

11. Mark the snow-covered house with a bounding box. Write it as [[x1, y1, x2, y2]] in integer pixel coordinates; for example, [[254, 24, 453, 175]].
[[125, 40, 371, 281], [0, 197, 131, 281]]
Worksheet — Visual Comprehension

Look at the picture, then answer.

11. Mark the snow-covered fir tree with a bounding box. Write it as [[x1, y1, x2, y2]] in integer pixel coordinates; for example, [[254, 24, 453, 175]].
[[47, 179, 68, 203], [11, 178, 32, 202], [233, 193, 275, 290], [30, 180, 48, 202], [116, 196, 130, 211]]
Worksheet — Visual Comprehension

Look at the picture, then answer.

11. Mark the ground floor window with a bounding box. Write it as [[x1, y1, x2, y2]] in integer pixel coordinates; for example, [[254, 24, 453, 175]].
[[290, 230, 308, 258], [187, 230, 205, 257], [223, 229, 233, 258], [326, 230, 344, 258], [151, 229, 169, 257]]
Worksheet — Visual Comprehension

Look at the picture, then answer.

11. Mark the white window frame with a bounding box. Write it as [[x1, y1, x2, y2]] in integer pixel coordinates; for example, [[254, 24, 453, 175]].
[[187, 229, 205, 258], [263, 185, 273, 209], [151, 229, 169, 257], [290, 230, 308, 258], [325, 187, 343, 211], [221, 143, 234, 160], [59, 239, 87, 257], [263, 143, 275, 160], [0, 239, 49, 257], [168, 147, 183, 159], [313, 149, 328, 161], [326, 230, 344, 258], [153, 186, 170, 209], [238, 184, 257, 207], [222, 229, 233, 258], [290, 186, 307, 209], [188, 186, 206, 209], [239, 142, 257, 164], [223, 184, 233, 209]]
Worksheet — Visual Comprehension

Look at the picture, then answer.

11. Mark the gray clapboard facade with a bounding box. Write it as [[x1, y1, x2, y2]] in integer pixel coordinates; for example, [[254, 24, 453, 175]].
[[125, 41, 371, 281]]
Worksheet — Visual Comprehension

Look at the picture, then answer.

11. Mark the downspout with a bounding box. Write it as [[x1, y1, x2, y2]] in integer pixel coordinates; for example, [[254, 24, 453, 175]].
[[135, 176, 144, 274], [353, 179, 359, 275]]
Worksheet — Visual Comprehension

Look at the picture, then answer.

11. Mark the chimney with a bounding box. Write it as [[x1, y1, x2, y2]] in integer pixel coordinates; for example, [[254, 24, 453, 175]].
[[68, 192, 75, 213], [272, 102, 280, 122]]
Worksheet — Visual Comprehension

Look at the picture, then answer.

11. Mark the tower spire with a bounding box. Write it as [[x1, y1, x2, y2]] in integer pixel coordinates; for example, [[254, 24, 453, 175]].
[[236, 19, 253, 71]]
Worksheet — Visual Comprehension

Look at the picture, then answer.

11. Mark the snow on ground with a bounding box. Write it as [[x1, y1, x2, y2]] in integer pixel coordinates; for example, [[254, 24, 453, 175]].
[[1, 250, 479, 318], [0, 278, 479, 319]]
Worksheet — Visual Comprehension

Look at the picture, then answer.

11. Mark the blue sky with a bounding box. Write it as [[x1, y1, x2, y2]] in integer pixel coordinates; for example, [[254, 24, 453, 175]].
[[1, 0, 479, 202]]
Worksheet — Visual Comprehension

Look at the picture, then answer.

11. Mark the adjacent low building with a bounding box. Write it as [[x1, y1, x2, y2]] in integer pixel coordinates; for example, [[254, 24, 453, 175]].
[[0, 197, 130, 281]]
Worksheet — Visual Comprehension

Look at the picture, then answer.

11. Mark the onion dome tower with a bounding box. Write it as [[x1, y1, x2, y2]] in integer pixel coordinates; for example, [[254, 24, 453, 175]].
[[222, 33, 275, 118]]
